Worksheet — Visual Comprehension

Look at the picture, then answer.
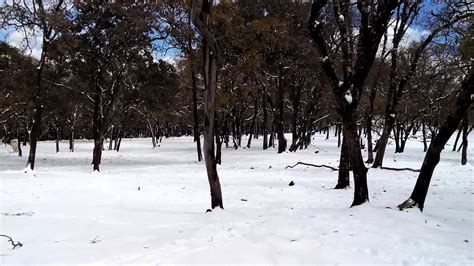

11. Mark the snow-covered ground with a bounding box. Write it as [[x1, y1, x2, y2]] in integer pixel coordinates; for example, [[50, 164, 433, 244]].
[[1, 133, 473, 264]]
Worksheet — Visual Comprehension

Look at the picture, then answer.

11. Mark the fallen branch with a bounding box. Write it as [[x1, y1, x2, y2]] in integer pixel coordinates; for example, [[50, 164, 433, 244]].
[[285, 162, 339, 171], [0, 234, 23, 249], [380, 166, 420, 172], [286, 162, 420, 172]]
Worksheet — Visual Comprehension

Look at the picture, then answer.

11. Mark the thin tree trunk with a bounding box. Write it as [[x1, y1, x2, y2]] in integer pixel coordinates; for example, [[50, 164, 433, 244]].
[[17, 129, 22, 157], [247, 94, 258, 148], [262, 93, 268, 150], [191, 68, 203, 161], [109, 125, 114, 150], [277, 65, 286, 153], [452, 125, 462, 151], [461, 114, 469, 165], [422, 119, 428, 152], [55, 126, 60, 153], [69, 126, 74, 152]]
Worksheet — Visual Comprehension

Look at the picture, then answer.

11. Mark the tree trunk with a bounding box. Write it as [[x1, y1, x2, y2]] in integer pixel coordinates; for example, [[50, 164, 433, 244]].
[[109, 125, 114, 150], [91, 77, 104, 172], [398, 70, 473, 212], [247, 94, 258, 148], [55, 126, 60, 153], [191, 0, 223, 209], [116, 131, 123, 152], [341, 111, 369, 206], [422, 119, 428, 152], [366, 92, 374, 163], [69, 126, 74, 152], [335, 133, 350, 189], [461, 114, 469, 165], [452, 125, 462, 151], [191, 68, 203, 161], [215, 118, 222, 165], [277, 65, 287, 153], [17, 130, 22, 157], [269, 119, 275, 148], [262, 93, 268, 150], [26, 93, 43, 170]]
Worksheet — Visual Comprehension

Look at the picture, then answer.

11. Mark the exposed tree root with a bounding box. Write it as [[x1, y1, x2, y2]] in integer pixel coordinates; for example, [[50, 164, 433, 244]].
[[0, 234, 23, 249], [286, 161, 420, 172], [397, 198, 419, 211]]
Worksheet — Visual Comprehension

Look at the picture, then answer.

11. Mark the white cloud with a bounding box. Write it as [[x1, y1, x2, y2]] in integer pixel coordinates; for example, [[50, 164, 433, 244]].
[[4, 28, 43, 59]]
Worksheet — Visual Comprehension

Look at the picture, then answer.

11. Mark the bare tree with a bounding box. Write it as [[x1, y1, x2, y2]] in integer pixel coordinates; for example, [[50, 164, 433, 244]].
[[308, 0, 400, 206], [398, 69, 473, 211], [373, 1, 473, 167]]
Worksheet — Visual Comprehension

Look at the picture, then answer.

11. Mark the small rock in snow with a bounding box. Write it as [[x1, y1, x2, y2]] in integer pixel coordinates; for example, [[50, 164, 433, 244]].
[[289, 181, 295, 186]]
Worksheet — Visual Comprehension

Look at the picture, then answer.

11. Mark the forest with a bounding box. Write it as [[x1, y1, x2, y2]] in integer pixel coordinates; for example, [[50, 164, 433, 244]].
[[0, 0, 473, 264]]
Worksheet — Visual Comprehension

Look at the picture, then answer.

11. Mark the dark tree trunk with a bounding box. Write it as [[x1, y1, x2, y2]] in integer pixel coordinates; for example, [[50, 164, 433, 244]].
[[91, 77, 104, 172], [26, 88, 43, 170], [398, 71, 473, 212], [109, 125, 114, 150], [247, 94, 258, 148], [116, 131, 123, 152], [17, 130, 22, 157], [55, 126, 60, 153], [422, 119, 428, 152], [341, 112, 369, 206], [114, 126, 121, 150], [191, 68, 203, 161], [452, 125, 462, 151], [147, 121, 156, 149], [215, 120, 222, 165], [337, 125, 342, 148], [335, 133, 350, 189], [461, 114, 469, 165], [366, 89, 374, 163], [191, 0, 223, 209], [269, 119, 275, 148], [69, 126, 74, 152], [262, 93, 268, 150], [393, 123, 401, 153], [277, 65, 287, 153]]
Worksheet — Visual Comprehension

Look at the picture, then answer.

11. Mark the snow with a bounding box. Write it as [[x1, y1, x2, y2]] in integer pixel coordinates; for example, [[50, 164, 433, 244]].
[[345, 90, 353, 104], [1, 134, 473, 264]]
